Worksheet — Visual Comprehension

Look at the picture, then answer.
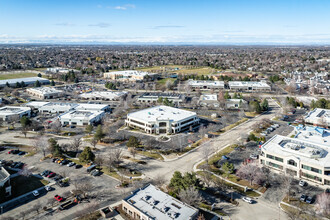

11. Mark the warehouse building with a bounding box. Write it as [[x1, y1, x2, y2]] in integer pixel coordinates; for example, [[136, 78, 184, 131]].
[[188, 80, 225, 90], [26, 87, 64, 99], [137, 93, 186, 105], [228, 81, 271, 91], [25, 101, 110, 113], [304, 108, 330, 128], [122, 184, 199, 220], [259, 134, 330, 186], [0, 77, 50, 88], [104, 70, 157, 82], [79, 91, 127, 101], [58, 110, 105, 126], [125, 105, 199, 134], [0, 106, 31, 121]]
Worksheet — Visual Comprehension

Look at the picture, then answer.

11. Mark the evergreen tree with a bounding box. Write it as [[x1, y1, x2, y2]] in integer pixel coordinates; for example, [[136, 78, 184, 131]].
[[20, 116, 31, 128], [224, 91, 231, 99], [94, 125, 104, 141], [74, 77, 79, 83], [85, 124, 93, 134], [16, 82, 21, 88], [21, 81, 26, 87], [34, 80, 41, 87], [79, 147, 95, 163], [127, 136, 140, 148], [261, 99, 269, 111], [37, 73, 42, 77], [50, 80, 55, 86], [6, 82, 10, 87]]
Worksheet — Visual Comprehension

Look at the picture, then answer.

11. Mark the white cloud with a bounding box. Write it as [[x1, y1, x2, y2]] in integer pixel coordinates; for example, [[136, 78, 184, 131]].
[[109, 4, 136, 10], [88, 22, 111, 28]]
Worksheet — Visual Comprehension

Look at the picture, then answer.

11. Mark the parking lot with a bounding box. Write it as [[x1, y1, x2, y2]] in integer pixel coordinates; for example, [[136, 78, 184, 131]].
[[0, 147, 122, 219]]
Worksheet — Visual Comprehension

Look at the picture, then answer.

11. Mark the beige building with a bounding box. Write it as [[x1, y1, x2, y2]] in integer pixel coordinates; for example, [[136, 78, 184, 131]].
[[122, 184, 199, 220], [26, 87, 64, 99], [260, 134, 330, 186], [104, 70, 157, 82]]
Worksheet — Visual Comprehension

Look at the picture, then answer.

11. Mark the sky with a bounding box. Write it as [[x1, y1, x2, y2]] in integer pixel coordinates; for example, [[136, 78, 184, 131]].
[[0, 0, 330, 44]]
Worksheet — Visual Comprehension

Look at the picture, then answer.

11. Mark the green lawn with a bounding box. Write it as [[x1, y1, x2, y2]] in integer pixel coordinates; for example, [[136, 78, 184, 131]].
[[137, 150, 164, 160], [157, 78, 176, 85], [0, 72, 38, 80]]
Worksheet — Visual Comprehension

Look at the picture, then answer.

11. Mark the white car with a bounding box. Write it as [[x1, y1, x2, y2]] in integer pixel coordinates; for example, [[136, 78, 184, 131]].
[[299, 180, 307, 187], [32, 190, 39, 197], [242, 197, 253, 204], [67, 162, 76, 167], [45, 186, 52, 191]]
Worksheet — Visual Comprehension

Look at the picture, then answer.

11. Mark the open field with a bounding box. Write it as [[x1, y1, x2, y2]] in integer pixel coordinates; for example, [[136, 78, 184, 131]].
[[0, 72, 38, 80], [138, 65, 219, 75]]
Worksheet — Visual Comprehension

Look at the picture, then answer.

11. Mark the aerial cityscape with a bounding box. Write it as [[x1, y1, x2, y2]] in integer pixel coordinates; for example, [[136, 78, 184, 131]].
[[0, 1, 330, 220]]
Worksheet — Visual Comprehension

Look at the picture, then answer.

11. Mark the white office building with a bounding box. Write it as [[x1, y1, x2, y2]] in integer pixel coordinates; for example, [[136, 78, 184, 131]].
[[25, 101, 110, 114], [304, 108, 330, 128], [228, 81, 271, 91], [79, 91, 127, 101], [260, 134, 330, 186], [0, 106, 31, 121], [125, 106, 199, 134], [137, 93, 186, 105], [188, 80, 225, 90], [26, 87, 64, 99], [58, 110, 105, 126], [104, 70, 157, 82], [122, 184, 199, 220]]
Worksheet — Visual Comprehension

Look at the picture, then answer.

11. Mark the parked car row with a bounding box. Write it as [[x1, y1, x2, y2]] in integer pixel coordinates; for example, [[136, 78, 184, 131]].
[[8, 149, 26, 156], [300, 194, 314, 204], [0, 159, 24, 169], [52, 158, 82, 169], [261, 124, 280, 136]]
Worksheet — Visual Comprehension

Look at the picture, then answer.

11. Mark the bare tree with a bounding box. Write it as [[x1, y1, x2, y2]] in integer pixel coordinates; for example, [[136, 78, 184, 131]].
[[199, 171, 213, 187], [315, 192, 330, 216], [51, 120, 62, 134], [236, 164, 265, 186], [18, 165, 32, 177], [152, 175, 166, 188], [129, 147, 137, 158], [201, 146, 213, 165], [113, 148, 123, 166], [212, 176, 227, 193], [32, 136, 48, 157], [282, 174, 294, 202], [105, 153, 114, 172], [90, 137, 98, 149], [94, 155, 104, 167], [71, 137, 82, 153], [178, 187, 202, 207], [21, 126, 29, 138]]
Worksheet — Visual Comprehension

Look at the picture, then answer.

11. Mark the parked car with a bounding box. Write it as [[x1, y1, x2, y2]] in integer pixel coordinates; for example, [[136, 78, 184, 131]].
[[47, 172, 56, 178], [299, 180, 307, 187], [41, 170, 51, 177], [54, 195, 64, 202], [54, 174, 63, 181], [75, 164, 82, 169], [18, 151, 26, 156], [67, 162, 76, 167], [52, 158, 57, 163], [250, 154, 258, 160], [242, 197, 253, 204], [60, 160, 69, 165], [32, 190, 39, 197], [300, 194, 307, 202], [14, 162, 24, 169], [45, 186, 53, 191], [306, 196, 313, 204], [91, 169, 100, 176], [57, 180, 69, 187]]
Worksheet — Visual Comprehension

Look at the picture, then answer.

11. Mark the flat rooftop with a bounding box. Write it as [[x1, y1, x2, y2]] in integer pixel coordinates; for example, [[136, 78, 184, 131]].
[[127, 106, 196, 123], [295, 125, 330, 145], [27, 87, 63, 94], [59, 110, 104, 120], [188, 80, 224, 86], [0, 106, 31, 114], [79, 91, 127, 99], [200, 94, 217, 101], [228, 81, 270, 88], [124, 184, 198, 220], [305, 108, 330, 122], [105, 70, 156, 77], [139, 92, 183, 98], [262, 134, 330, 168]]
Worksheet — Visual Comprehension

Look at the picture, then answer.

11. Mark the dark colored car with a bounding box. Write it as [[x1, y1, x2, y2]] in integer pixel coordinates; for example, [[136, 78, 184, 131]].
[[18, 151, 26, 156], [12, 150, 20, 154], [306, 196, 313, 204], [52, 158, 57, 163], [41, 170, 51, 176], [75, 164, 82, 169], [14, 162, 24, 169], [57, 180, 69, 187], [300, 194, 307, 202], [54, 175, 63, 181], [60, 160, 69, 165]]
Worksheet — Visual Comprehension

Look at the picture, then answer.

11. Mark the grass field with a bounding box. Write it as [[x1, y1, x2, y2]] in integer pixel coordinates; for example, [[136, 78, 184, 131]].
[[0, 72, 38, 80], [157, 78, 176, 85]]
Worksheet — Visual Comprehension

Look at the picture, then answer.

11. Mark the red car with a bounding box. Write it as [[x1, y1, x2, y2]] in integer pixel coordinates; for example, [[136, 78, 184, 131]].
[[47, 172, 56, 178], [54, 195, 64, 202]]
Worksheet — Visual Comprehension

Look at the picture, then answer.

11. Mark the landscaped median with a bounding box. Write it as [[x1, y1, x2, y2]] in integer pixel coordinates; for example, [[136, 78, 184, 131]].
[[195, 144, 265, 197], [216, 118, 248, 134]]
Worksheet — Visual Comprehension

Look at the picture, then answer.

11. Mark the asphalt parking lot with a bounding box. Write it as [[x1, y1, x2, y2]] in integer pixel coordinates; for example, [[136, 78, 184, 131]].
[[0, 148, 120, 219]]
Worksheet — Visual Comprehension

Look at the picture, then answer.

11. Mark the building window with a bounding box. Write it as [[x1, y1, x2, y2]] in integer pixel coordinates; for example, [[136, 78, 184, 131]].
[[325, 179, 330, 185], [266, 161, 283, 170], [287, 159, 297, 167], [301, 172, 322, 182], [302, 164, 322, 174], [266, 154, 283, 162]]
